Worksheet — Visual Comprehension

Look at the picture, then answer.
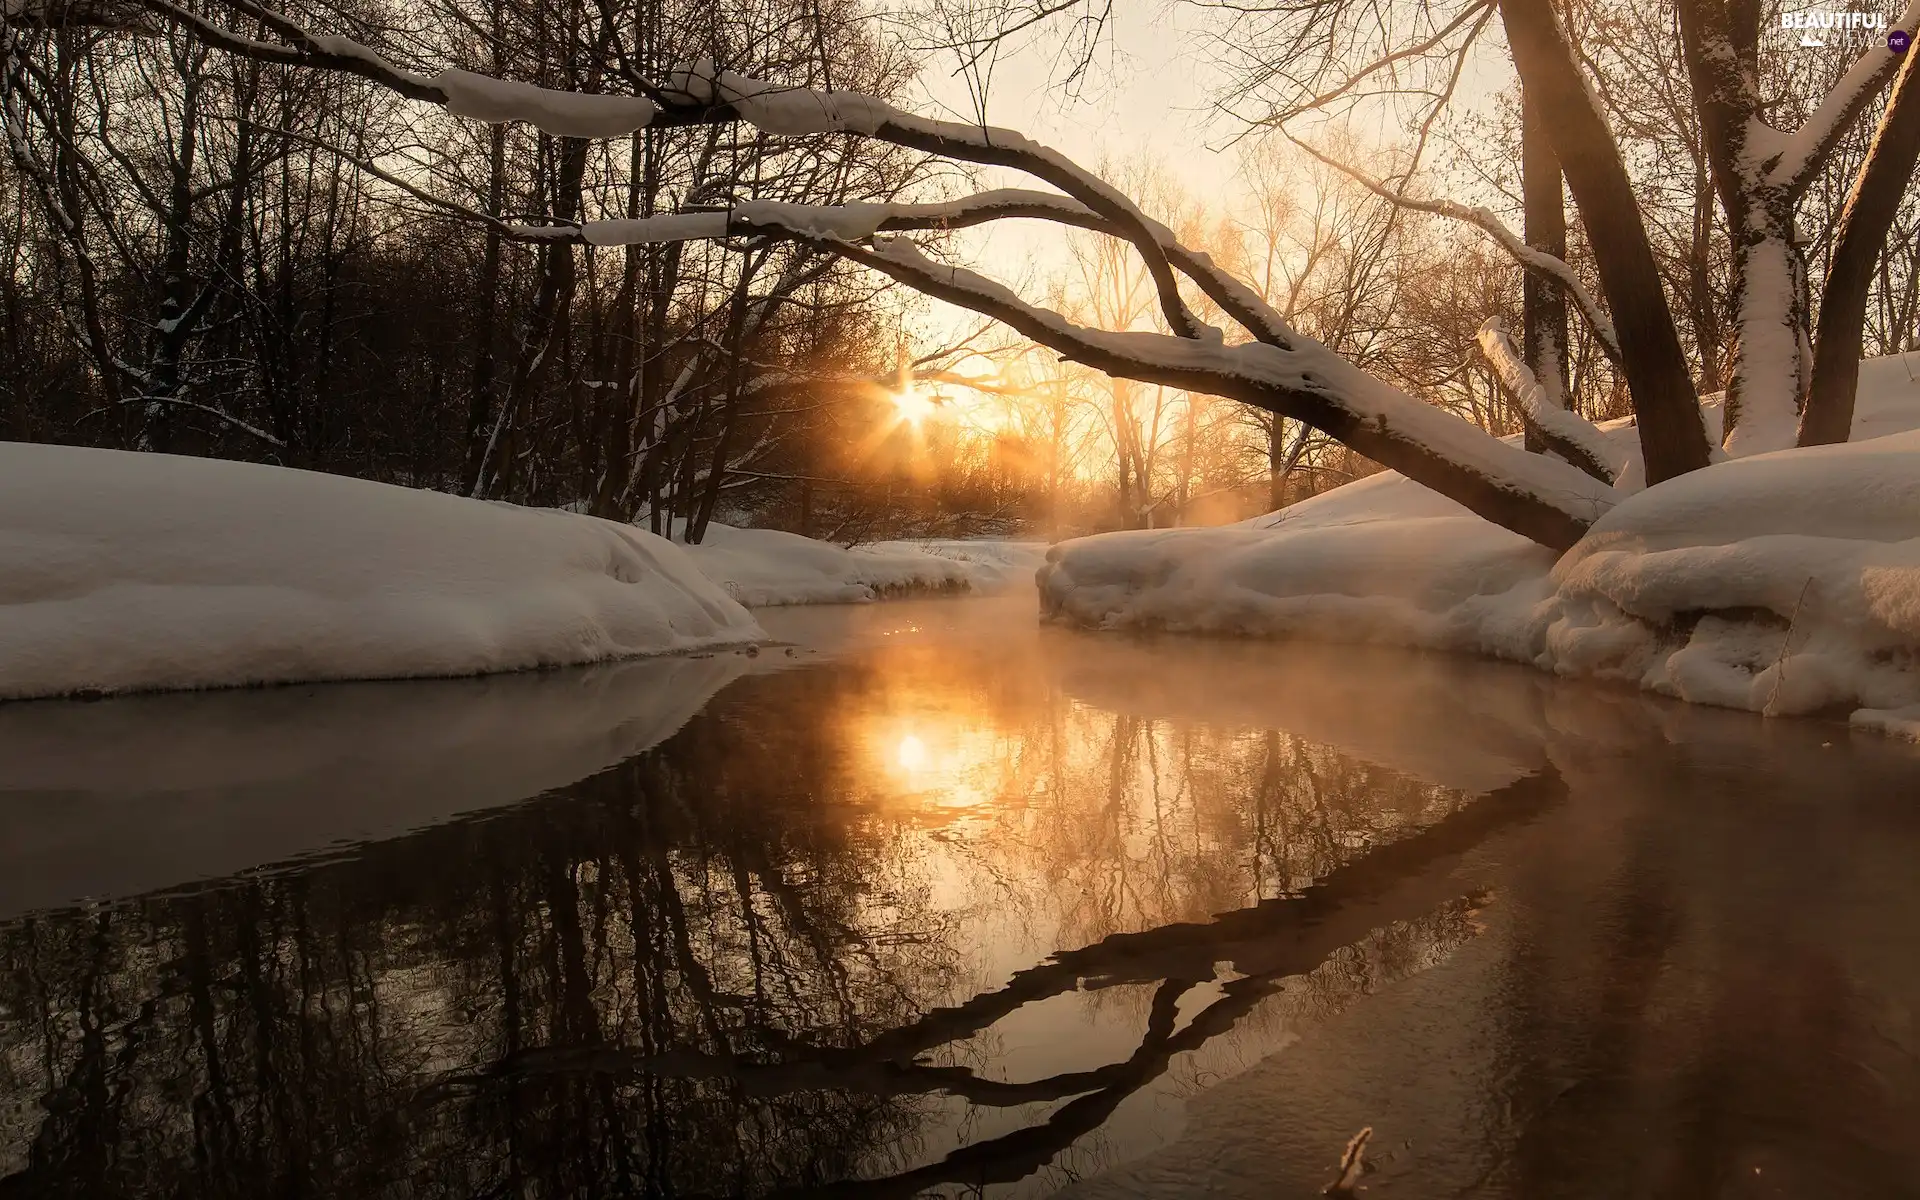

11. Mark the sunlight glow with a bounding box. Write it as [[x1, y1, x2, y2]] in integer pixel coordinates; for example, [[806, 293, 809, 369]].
[[891, 387, 938, 426], [895, 733, 930, 772]]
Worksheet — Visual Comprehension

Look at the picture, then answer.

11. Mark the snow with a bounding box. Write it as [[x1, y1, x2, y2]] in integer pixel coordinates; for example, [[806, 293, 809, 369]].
[[432, 70, 657, 138], [0, 443, 760, 700], [1040, 356, 1920, 736], [1543, 430, 1920, 718], [680, 523, 1046, 606], [1039, 471, 1559, 659], [1723, 234, 1807, 457], [572, 212, 728, 246]]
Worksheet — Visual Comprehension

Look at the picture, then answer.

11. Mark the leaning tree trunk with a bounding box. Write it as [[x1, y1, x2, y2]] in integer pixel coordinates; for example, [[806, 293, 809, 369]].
[[1801, 48, 1920, 446], [1498, 0, 1712, 484]]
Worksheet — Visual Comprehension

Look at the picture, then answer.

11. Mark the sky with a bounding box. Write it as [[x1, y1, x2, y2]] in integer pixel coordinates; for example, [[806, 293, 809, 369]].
[[905, 0, 1242, 195], [889, 0, 1251, 347]]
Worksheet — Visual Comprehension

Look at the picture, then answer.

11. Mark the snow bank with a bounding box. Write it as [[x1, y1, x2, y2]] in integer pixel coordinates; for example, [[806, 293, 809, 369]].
[[1542, 430, 1920, 720], [1039, 356, 1920, 735], [0, 443, 761, 700], [682, 524, 1047, 606], [1038, 471, 1556, 658]]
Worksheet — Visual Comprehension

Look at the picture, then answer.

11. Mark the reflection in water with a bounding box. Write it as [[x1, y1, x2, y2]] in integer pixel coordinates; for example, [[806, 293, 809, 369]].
[[0, 598, 1917, 1198]]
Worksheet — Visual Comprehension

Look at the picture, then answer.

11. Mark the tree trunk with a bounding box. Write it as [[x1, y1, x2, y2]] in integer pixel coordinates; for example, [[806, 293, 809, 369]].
[[1499, 0, 1711, 483], [1676, 0, 1809, 456], [1801, 49, 1920, 446], [1520, 89, 1570, 447], [464, 123, 507, 492], [1267, 417, 1288, 511]]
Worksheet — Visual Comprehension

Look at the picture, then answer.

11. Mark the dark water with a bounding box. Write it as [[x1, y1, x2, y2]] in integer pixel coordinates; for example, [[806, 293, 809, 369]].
[[1, 596, 1918, 1198]]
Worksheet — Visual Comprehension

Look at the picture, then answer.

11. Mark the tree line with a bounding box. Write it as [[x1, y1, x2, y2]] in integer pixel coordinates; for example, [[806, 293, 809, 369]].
[[1, 0, 946, 540]]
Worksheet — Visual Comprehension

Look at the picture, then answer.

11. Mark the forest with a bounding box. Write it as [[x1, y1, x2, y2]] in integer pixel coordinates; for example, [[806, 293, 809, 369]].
[[9, 0, 1920, 546]]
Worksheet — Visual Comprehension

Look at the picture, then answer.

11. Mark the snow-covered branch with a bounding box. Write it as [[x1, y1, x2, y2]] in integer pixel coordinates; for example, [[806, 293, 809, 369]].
[[509, 189, 1305, 350], [123, 0, 1214, 342], [1477, 318, 1615, 482], [1292, 137, 1623, 365], [135, 0, 663, 136], [1768, 0, 1920, 194], [567, 201, 1615, 548]]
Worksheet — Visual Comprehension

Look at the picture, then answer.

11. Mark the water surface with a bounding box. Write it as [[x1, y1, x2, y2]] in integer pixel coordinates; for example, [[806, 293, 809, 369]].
[[2, 596, 1917, 1197]]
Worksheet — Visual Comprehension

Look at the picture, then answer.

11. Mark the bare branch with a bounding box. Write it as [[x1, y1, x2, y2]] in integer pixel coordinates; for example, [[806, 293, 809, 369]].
[[76, 395, 286, 446], [1290, 136, 1624, 366], [1240, 0, 1494, 127]]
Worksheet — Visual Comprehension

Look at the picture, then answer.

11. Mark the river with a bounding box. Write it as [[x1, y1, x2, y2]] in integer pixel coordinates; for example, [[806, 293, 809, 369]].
[[1, 594, 1916, 1197]]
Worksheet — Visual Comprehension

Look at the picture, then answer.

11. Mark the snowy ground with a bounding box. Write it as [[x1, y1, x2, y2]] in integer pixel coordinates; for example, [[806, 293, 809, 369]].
[[1040, 355, 1920, 737], [0, 443, 760, 700], [680, 523, 1047, 606]]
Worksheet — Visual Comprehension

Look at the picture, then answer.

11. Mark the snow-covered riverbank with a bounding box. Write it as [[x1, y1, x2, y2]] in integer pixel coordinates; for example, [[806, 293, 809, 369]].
[[1040, 356, 1920, 735], [678, 524, 1046, 606], [0, 441, 1043, 699], [0, 442, 761, 700]]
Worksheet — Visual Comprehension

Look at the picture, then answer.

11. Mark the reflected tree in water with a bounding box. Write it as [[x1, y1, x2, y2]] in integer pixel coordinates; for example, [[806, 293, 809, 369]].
[[0, 660, 1548, 1197]]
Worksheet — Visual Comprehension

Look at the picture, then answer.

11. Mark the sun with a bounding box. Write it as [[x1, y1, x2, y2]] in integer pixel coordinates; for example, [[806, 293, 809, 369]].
[[895, 733, 929, 772], [891, 387, 938, 426]]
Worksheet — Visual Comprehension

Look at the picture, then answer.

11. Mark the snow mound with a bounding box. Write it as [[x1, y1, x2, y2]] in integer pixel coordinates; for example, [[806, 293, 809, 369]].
[[0, 443, 761, 700], [1039, 356, 1920, 735], [867, 537, 1051, 592], [683, 524, 1045, 606], [1540, 430, 1920, 722], [1039, 470, 1555, 658]]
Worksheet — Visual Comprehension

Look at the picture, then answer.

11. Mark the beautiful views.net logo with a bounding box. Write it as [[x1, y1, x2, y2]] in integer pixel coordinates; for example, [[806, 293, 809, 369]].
[[1780, 8, 1894, 47]]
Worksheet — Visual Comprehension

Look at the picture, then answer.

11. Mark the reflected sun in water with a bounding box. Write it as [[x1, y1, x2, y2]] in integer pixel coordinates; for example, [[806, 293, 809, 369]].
[[862, 710, 1005, 814], [895, 732, 929, 772]]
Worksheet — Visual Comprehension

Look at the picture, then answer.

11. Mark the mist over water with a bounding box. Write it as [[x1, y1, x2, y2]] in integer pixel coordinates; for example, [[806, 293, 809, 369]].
[[1, 596, 1916, 1197]]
